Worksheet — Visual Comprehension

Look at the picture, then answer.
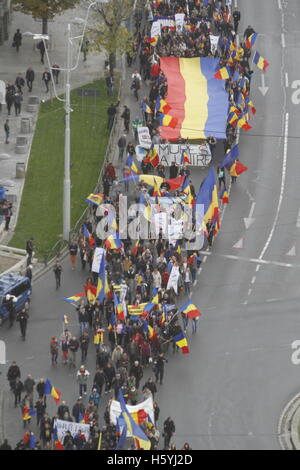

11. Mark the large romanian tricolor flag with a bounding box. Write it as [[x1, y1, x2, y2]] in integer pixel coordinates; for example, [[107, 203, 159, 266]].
[[159, 57, 228, 140]]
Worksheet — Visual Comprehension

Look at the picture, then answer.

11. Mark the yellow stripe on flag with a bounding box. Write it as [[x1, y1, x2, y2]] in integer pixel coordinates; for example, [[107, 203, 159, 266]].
[[180, 58, 208, 139]]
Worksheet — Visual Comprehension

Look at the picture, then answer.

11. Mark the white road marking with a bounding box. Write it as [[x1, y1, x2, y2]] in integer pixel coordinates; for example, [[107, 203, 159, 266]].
[[198, 250, 298, 269], [285, 72, 289, 88], [258, 74, 269, 96], [278, 0, 282, 9], [244, 201, 256, 229], [296, 209, 300, 228], [258, 113, 289, 261], [256, 265, 261, 272], [233, 238, 244, 249], [281, 33, 286, 48], [248, 288, 252, 296], [286, 245, 296, 257], [251, 276, 256, 284]]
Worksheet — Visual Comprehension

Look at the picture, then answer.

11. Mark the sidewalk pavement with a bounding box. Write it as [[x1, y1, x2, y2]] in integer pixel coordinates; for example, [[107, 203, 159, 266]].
[[0, 3, 106, 247]]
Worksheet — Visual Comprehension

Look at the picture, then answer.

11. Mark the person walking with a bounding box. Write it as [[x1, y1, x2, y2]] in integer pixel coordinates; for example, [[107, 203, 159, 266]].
[[233, 8, 241, 33], [37, 40, 46, 64], [15, 74, 25, 95], [36, 378, 46, 406], [25, 264, 33, 285], [4, 119, 10, 144], [35, 398, 46, 427], [81, 37, 90, 62], [24, 375, 35, 406], [16, 308, 29, 340], [14, 91, 22, 116], [4, 201, 12, 231], [69, 240, 78, 270], [53, 259, 62, 289], [13, 29, 22, 53], [52, 64, 60, 85], [107, 101, 120, 131], [76, 365, 90, 397], [89, 388, 100, 408], [72, 398, 85, 423], [105, 74, 114, 96], [154, 353, 168, 385], [5, 294, 17, 328], [26, 67, 35, 92], [117, 134, 127, 161], [68, 336, 79, 368], [163, 417, 175, 449], [79, 331, 89, 362], [121, 105, 130, 133], [42, 69, 51, 93], [50, 337, 59, 365], [6, 83, 16, 116], [13, 377, 24, 408], [217, 166, 226, 191], [7, 361, 21, 391], [26, 238, 34, 266], [129, 360, 143, 389]]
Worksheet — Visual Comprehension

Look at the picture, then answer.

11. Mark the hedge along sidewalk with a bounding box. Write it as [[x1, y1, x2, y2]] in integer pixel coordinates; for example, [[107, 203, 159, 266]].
[[9, 79, 119, 258]]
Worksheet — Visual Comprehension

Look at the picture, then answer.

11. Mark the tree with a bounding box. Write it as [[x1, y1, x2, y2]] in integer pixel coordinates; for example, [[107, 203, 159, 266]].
[[12, 0, 80, 34], [89, 0, 133, 75]]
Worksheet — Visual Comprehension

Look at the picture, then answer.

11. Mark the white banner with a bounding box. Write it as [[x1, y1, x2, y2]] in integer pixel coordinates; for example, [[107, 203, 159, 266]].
[[110, 396, 154, 436], [175, 13, 185, 31], [210, 35, 220, 54], [54, 419, 90, 442], [91, 247, 105, 273], [151, 20, 161, 38], [154, 143, 211, 167], [168, 219, 184, 246], [138, 127, 152, 149], [154, 212, 168, 236], [135, 144, 211, 166], [167, 265, 180, 293]]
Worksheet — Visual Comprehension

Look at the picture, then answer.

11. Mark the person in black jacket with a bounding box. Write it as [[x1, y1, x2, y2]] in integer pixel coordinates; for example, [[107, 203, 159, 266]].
[[169, 161, 179, 179], [13, 377, 24, 407], [16, 308, 29, 340], [26, 67, 35, 92], [93, 368, 106, 396], [7, 361, 21, 390], [13, 29, 22, 53], [72, 398, 85, 423], [121, 105, 130, 133], [154, 353, 168, 385], [163, 417, 175, 449], [233, 8, 241, 33]]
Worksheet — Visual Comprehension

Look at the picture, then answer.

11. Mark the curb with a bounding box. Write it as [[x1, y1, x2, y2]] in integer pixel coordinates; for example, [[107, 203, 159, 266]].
[[278, 392, 300, 450], [0, 389, 4, 444]]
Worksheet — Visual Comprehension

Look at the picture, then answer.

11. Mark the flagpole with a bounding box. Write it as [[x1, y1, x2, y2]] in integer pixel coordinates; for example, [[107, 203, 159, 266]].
[[98, 432, 102, 450]]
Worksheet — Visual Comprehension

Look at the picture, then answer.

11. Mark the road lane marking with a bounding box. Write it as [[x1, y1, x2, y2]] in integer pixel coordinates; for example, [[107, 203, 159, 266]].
[[251, 276, 256, 284], [296, 209, 300, 228], [286, 245, 296, 257], [281, 33, 286, 48], [258, 113, 289, 261], [285, 72, 289, 88], [199, 250, 298, 268], [278, 0, 282, 9]]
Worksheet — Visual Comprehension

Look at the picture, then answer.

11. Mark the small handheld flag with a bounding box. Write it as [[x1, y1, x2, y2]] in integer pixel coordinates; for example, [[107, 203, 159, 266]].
[[253, 51, 269, 72]]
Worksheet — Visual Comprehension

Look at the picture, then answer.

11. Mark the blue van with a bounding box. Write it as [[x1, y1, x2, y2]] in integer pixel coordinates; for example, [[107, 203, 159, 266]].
[[0, 273, 32, 325]]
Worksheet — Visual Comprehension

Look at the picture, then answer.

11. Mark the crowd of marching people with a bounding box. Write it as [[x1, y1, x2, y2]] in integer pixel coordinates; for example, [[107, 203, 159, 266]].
[[2, 0, 259, 451]]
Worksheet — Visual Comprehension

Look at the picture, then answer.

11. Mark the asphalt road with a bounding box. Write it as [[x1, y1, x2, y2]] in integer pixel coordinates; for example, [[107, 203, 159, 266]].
[[1, 0, 300, 451]]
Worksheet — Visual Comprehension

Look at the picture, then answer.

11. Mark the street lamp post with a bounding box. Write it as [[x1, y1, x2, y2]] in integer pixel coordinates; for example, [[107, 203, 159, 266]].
[[63, 22, 72, 242], [24, 0, 102, 242]]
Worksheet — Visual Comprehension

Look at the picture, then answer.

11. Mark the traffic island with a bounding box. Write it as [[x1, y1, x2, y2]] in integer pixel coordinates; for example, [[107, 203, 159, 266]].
[[278, 393, 300, 450]]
